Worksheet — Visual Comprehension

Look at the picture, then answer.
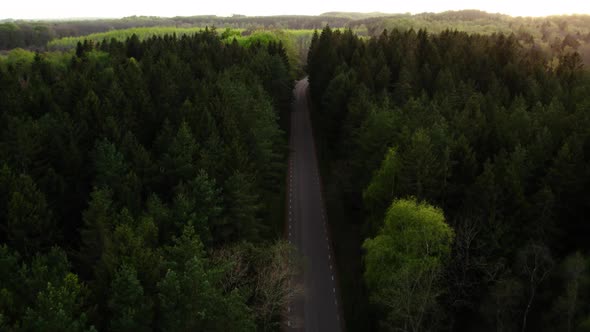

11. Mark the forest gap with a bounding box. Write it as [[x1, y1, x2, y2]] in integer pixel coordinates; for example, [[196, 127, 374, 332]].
[[285, 79, 342, 331]]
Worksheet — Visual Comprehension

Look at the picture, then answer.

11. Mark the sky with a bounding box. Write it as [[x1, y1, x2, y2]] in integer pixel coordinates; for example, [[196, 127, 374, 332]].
[[2, 0, 590, 20]]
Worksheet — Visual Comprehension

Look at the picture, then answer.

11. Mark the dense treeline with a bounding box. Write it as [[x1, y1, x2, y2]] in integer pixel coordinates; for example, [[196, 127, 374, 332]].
[[0, 31, 295, 330], [3, 11, 590, 68], [45, 27, 309, 76], [350, 10, 590, 65], [0, 15, 353, 50], [308, 26, 590, 331]]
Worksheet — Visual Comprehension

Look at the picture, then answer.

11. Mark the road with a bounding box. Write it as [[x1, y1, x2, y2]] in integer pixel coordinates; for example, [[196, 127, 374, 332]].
[[285, 78, 343, 332]]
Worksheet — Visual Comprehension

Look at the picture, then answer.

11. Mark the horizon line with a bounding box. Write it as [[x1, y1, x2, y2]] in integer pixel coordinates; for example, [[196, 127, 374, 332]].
[[2, 9, 590, 22]]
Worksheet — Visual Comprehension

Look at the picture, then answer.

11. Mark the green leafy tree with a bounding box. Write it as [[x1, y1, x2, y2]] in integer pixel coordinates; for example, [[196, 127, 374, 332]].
[[0, 166, 56, 257], [223, 171, 262, 242], [108, 264, 152, 332], [93, 139, 128, 189], [159, 121, 198, 189], [79, 187, 114, 279], [158, 226, 254, 331], [364, 147, 400, 215], [21, 247, 72, 305], [0, 245, 20, 327], [172, 170, 222, 244], [107, 209, 160, 292], [399, 128, 441, 200], [363, 198, 454, 331], [21, 273, 95, 332]]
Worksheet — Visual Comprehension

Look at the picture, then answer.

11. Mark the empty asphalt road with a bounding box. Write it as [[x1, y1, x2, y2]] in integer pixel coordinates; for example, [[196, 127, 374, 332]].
[[285, 78, 343, 332]]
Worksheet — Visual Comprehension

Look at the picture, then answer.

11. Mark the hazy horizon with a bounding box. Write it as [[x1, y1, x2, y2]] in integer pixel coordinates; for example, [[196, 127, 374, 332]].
[[2, 0, 590, 21]]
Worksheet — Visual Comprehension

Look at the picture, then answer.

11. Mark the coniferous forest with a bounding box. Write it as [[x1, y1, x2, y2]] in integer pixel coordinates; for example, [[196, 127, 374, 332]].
[[307, 27, 590, 331], [0, 31, 294, 331], [1, 10, 590, 332]]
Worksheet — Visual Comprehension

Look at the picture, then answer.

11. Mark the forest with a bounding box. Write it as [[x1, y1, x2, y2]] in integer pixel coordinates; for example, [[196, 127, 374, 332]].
[[349, 10, 590, 65], [0, 14, 353, 51], [0, 31, 294, 330], [307, 26, 590, 331], [1, 9, 590, 332]]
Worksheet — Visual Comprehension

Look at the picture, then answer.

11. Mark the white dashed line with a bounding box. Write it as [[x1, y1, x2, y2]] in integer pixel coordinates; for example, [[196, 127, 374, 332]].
[[332, 276, 334, 281], [333, 287, 336, 293]]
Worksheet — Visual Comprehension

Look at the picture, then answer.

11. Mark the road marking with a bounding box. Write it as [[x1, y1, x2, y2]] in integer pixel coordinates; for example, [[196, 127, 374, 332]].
[[289, 224, 291, 229], [333, 287, 336, 293], [330, 264, 332, 270], [328, 254, 331, 259], [288, 321, 291, 327], [332, 276, 334, 281], [288, 306, 291, 313], [289, 232, 291, 237]]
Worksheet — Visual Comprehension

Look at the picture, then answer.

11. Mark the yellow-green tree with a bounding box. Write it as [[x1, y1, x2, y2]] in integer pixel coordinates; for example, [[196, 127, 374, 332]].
[[363, 198, 454, 331]]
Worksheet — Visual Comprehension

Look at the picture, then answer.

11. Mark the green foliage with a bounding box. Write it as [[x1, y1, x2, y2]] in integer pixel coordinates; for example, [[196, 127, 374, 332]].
[[48, 27, 208, 50], [108, 264, 152, 332], [22, 273, 94, 332], [171, 171, 222, 244], [158, 226, 254, 331], [364, 198, 454, 331], [308, 23, 590, 331], [0, 165, 56, 257], [363, 147, 400, 222], [0, 247, 93, 331], [93, 139, 128, 189], [223, 172, 263, 242], [0, 29, 293, 329]]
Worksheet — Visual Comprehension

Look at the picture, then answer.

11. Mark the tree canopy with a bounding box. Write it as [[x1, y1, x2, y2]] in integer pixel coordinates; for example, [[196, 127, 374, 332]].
[[0, 30, 296, 331], [308, 25, 590, 331]]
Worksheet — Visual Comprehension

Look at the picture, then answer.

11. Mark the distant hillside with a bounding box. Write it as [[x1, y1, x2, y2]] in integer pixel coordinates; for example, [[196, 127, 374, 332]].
[[2, 9, 590, 61], [319, 12, 394, 20], [0, 15, 352, 50], [346, 10, 590, 65]]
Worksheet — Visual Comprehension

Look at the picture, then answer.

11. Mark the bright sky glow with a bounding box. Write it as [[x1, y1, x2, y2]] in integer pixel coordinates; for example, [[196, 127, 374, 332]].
[[2, 0, 590, 20]]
